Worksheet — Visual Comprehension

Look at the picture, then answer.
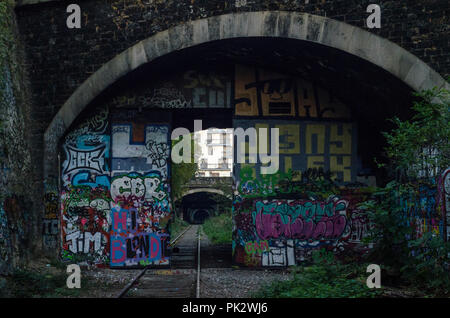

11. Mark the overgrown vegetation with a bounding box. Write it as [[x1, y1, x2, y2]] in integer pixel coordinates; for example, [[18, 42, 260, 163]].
[[359, 86, 450, 297], [0, 267, 82, 298], [170, 216, 189, 237], [255, 86, 450, 298], [360, 183, 450, 296], [381, 86, 450, 180], [202, 212, 232, 244], [171, 134, 198, 201], [253, 250, 383, 298]]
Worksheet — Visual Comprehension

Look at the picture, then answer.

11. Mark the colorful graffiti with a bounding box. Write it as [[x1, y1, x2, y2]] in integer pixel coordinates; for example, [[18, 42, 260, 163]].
[[232, 191, 372, 267], [110, 205, 168, 267], [233, 120, 357, 184], [253, 198, 348, 240], [401, 182, 444, 240], [442, 168, 450, 242], [110, 122, 171, 267], [43, 180, 59, 249], [60, 107, 111, 264], [59, 108, 172, 267]]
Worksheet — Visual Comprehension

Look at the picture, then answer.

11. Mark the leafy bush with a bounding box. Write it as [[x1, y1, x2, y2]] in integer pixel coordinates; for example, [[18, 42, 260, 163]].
[[253, 249, 383, 298], [0, 269, 75, 298], [401, 232, 450, 296], [359, 86, 450, 296], [359, 181, 413, 268], [202, 213, 232, 244], [381, 87, 449, 180]]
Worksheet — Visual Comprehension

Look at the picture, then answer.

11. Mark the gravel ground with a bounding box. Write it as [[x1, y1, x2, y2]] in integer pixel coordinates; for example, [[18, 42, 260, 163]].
[[200, 268, 291, 298], [80, 268, 142, 297], [68, 225, 294, 298], [80, 267, 292, 298]]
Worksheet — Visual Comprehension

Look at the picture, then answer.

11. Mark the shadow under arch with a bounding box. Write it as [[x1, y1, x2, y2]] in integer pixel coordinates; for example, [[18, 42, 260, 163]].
[[44, 10, 450, 179]]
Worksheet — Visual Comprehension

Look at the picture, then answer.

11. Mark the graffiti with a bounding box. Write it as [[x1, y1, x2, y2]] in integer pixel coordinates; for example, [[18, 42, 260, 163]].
[[253, 198, 348, 241], [234, 64, 350, 118], [42, 219, 58, 236], [443, 169, 450, 241], [111, 124, 169, 178], [43, 177, 59, 249], [111, 69, 232, 109], [109, 207, 168, 266], [144, 86, 192, 109], [65, 231, 104, 254], [64, 107, 109, 146], [348, 210, 370, 243], [61, 186, 111, 263], [44, 192, 58, 219], [232, 189, 372, 267], [110, 122, 171, 267], [401, 182, 443, 239], [110, 173, 167, 202], [262, 241, 296, 267], [60, 112, 111, 264], [244, 240, 269, 255], [145, 140, 170, 168], [63, 145, 107, 174], [234, 120, 356, 184]]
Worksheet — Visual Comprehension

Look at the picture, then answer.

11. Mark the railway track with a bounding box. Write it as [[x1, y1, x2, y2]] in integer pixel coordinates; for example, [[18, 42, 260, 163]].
[[117, 225, 201, 298]]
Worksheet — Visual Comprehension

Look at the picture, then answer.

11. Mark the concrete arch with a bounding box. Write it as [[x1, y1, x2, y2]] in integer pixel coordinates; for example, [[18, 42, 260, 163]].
[[43, 10, 449, 176], [181, 188, 230, 199]]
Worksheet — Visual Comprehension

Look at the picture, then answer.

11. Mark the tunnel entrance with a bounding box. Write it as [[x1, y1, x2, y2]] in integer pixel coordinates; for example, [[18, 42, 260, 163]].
[[56, 36, 417, 268], [179, 191, 232, 224]]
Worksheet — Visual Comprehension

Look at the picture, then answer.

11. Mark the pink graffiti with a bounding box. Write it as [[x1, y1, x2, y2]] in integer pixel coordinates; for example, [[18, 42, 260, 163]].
[[254, 203, 347, 240]]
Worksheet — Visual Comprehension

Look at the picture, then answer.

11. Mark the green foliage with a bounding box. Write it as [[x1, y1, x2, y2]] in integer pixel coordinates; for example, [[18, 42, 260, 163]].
[[209, 193, 232, 214], [171, 134, 198, 200], [381, 87, 450, 179], [360, 174, 450, 296], [360, 86, 450, 296], [0, 269, 79, 298], [270, 168, 339, 200], [202, 212, 232, 244], [253, 249, 382, 298], [359, 181, 413, 268], [401, 232, 450, 296], [170, 216, 189, 237]]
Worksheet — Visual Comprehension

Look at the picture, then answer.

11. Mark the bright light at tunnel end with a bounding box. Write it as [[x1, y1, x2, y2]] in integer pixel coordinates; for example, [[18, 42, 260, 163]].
[[171, 119, 280, 174]]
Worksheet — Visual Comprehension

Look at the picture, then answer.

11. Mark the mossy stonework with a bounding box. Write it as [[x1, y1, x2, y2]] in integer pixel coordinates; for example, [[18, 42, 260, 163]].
[[0, 0, 37, 274], [0, 0, 447, 268]]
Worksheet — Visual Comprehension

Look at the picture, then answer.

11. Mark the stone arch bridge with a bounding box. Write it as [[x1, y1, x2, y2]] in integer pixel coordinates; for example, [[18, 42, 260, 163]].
[[0, 0, 448, 271], [177, 177, 232, 224]]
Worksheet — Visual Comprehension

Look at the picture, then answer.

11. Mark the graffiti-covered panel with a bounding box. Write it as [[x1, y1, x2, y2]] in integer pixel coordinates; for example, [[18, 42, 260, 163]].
[[233, 120, 357, 184], [443, 169, 450, 242], [232, 116, 369, 267], [110, 69, 232, 110], [110, 122, 171, 267], [60, 107, 111, 264], [234, 65, 351, 119], [232, 187, 372, 267]]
